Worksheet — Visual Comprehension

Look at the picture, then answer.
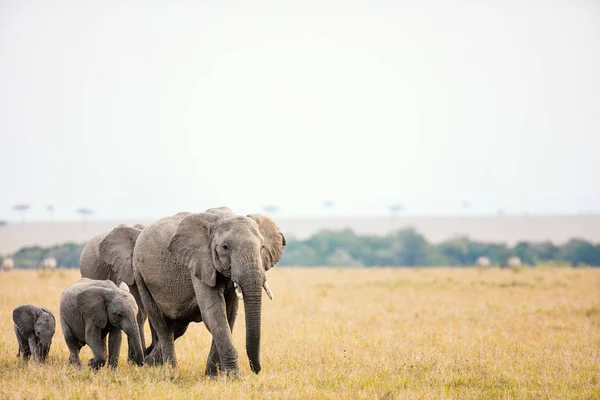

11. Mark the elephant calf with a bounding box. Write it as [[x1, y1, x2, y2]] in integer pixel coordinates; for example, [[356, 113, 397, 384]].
[[13, 304, 56, 363], [59, 278, 144, 369]]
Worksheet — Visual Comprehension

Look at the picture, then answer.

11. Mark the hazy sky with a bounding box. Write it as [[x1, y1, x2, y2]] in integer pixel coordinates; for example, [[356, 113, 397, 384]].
[[1, 0, 599, 221]]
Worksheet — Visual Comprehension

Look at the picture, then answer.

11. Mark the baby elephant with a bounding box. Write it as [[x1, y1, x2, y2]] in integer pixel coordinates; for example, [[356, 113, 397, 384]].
[[60, 278, 144, 369], [13, 304, 56, 363]]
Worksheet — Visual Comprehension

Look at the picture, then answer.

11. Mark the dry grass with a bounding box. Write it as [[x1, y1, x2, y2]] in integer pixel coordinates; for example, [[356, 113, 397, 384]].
[[0, 267, 599, 399]]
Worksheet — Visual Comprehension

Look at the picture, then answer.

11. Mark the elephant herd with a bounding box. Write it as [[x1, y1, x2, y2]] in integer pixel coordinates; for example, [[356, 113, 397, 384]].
[[11, 206, 286, 378]]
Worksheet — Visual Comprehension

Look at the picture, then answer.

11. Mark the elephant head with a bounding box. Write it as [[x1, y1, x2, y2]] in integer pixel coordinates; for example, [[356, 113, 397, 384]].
[[99, 224, 143, 286], [167, 211, 286, 374], [13, 305, 56, 362], [77, 284, 144, 366]]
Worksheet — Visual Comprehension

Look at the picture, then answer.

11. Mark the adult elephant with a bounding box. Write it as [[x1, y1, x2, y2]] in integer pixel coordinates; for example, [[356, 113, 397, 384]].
[[132, 206, 285, 377], [79, 223, 155, 360]]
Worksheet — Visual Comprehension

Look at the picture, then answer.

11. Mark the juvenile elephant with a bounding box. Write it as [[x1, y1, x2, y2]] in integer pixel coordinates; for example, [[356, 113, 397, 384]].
[[60, 278, 144, 369], [79, 223, 155, 360], [133, 207, 285, 376], [13, 304, 56, 362]]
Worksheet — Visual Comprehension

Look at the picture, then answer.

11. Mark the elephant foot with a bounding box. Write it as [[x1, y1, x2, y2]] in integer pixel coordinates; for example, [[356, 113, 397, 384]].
[[144, 352, 164, 366], [222, 368, 242, 380], [68, 355, 82, 368], [88, 358, 106, 370], [205, 363, 220, 378]]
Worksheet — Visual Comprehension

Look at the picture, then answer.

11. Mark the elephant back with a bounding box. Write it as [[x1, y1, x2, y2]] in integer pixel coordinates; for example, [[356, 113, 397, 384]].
[[80, 233, 115, 281]]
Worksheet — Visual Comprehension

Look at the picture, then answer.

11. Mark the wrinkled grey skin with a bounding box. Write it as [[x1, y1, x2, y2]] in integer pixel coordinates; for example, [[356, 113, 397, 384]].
[[13, 304, 56, 362], [60, 278, 144, 369], [79, 223, 156, 361], [133, 206, 285, 377]]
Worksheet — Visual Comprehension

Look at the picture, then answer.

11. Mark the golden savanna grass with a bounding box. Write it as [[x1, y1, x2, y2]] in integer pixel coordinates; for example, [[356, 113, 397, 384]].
[[0, 267, 599, 399]]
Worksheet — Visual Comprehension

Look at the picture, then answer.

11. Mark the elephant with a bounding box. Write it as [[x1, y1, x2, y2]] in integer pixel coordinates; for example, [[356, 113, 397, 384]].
[[132, 206, 285, 377], [79, 223, 155, 361], [13, 304, 56, 362], [1, 257, 14, 271], [59, 278, 144, 369], [501, 256, 522, 269], [476, 256, 490, 268], [38, 257, 57, 271]]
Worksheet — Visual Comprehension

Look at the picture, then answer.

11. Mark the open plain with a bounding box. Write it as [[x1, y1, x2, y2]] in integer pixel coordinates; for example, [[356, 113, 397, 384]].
[[0, 267, 599, 399]]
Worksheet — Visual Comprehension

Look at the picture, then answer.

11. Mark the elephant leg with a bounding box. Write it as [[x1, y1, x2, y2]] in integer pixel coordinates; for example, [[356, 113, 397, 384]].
[[206, 286, 239, 377], [15, 327, 30, 361], [63, 325, 82, 367], [135, 273, 173, 367], [145, 319, 158, 357], [108, 327, 122, 368], [129, 285, 147, 361], [194, 281, 239, 377], [28, 336, 41, 362], [85, 324, 107, 370]]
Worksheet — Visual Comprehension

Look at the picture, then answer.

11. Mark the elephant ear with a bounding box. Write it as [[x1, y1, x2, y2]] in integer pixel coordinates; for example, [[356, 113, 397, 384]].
[[13, 305, 40, 334], [77, 287, 111, 328], [168, 213, 220, 287], [99, 225, 142, 286], [39, 307, 55, 323], [247, 214, 286, 271]]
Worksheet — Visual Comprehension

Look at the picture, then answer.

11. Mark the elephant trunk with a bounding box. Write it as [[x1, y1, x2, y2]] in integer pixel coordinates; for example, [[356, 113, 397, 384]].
[[240, 270, 264, 374], [126, 326, 144, 366], [39, 342, 51, 362]]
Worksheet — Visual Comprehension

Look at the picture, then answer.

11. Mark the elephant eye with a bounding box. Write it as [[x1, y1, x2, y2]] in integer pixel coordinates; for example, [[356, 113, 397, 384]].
[[222, 243, 229, 251]]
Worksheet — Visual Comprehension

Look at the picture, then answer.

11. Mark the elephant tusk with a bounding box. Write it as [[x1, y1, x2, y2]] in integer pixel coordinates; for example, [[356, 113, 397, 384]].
[[263, 281, 274, 300], [234, 282, 243, 300]]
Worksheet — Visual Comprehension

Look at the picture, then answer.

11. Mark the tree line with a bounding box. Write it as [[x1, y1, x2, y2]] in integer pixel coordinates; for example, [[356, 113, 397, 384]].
[[2, 227, 600, 269], [278, 228, 600, 267]]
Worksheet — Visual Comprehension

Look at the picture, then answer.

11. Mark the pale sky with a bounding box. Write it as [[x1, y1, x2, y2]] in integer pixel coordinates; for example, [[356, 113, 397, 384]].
[[1, 0, 599, 221]]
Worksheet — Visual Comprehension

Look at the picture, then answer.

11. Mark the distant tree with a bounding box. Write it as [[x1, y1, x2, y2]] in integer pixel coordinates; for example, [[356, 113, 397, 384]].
[[12, 204, 30, 223], [559, 239, 600, 267], [514, 241, 538, 266], [46, 204, 55, 218], [76, 208, 94, 226], [374, 228, 429, 266], [530, 241, 559, 261], [323, 200, 335, 214]]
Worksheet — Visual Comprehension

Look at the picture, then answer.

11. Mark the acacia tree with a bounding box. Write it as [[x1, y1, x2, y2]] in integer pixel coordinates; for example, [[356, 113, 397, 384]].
[[75, 208, 94, 226], [12, 204, 30, 223]]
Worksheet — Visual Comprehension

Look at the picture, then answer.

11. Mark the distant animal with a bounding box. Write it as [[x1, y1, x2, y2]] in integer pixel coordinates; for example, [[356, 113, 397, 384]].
[[38, 257, 57, 271], [133, 206, 285, 377], [59, 278, 144, 369], [476, 256, 490, 268], [13, 304, 56, 363], [1, 257, 14, 271], [502, 256, 522, 269], [79, 223, 152, 361]]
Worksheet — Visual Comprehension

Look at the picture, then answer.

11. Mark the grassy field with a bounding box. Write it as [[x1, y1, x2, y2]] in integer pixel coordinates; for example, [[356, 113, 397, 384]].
[[0, 267, 599, 399]]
